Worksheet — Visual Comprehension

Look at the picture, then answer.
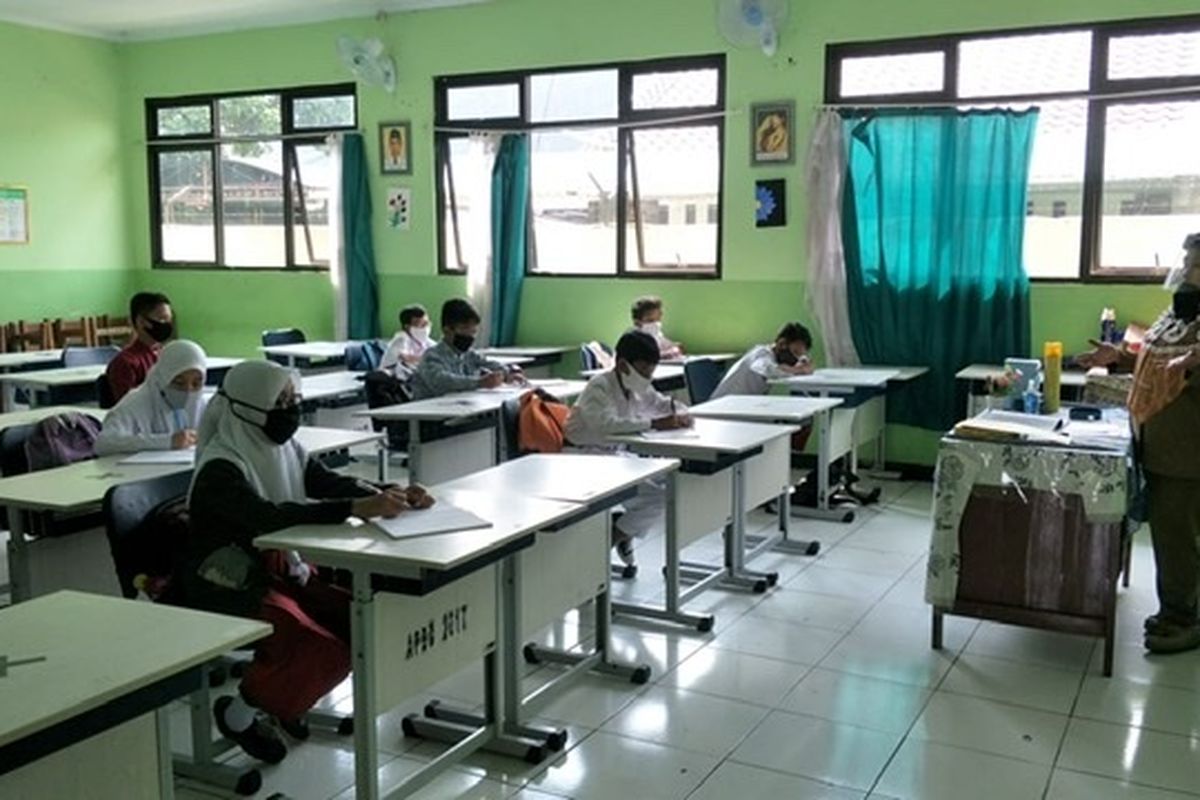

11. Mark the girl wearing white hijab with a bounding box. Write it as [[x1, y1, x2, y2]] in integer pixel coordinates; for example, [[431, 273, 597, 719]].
[[178, 360, 410, 764], [94, 339, 207, 455]]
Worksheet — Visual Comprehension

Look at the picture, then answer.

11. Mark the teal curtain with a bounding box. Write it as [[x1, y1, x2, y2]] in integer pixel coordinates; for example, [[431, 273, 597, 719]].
[[842, 109, 1037, 430], [490, 134, 530, 346], [341, 133, 380, 340]]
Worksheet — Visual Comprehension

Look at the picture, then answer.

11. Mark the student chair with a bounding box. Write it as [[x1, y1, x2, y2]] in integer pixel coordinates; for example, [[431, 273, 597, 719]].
[[262, 327, 307, 366], [683, 358, 724, 405], [52, 318, 96, 349], [91, 314, 133, 347], [61, 345, 120, 367], [7, 320, 54, 352], [94, 374, 116, 410], [579, 341, 614, 372], [344, 340, 385, 372]]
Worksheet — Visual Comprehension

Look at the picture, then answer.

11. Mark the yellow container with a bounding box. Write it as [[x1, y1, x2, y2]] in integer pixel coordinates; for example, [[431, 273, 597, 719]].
[[1044, 341, 1063, 414]]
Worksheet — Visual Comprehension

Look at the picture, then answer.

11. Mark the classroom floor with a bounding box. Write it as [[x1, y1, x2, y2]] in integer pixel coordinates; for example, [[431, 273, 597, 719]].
[[149, 475, 1200, 800]]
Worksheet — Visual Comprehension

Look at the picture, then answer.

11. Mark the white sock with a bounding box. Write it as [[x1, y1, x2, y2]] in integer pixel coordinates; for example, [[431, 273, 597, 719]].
[[222, 695, 257, 732]]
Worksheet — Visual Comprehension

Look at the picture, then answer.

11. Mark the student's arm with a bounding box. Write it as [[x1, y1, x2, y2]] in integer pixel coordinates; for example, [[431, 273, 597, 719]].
[[565, 383, 652, 440], [379, 335, 404, 371], [94, 406, 172, 455], [415, 350, 483, 395], [106, 358, 141, 404], [470, 351, 510, 375], [748, 350, 801, 380], [303, 458, 383, 500], [191, 459, 352, 548]]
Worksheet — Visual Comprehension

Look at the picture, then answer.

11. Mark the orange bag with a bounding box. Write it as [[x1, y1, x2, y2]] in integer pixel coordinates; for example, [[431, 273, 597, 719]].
[[517, 391, 570, 454]]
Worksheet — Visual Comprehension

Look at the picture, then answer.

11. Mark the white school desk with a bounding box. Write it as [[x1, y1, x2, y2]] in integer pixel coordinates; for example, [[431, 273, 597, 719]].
[[0, 350, 62, 371], [359, 380, 587, 485], [956, 363, 1090, 417], [255, 488, 581, 800], [660, 352, 739, 366], [435, 454, 680, 739], [0, 357, 243, 409], [0, 590, 268, 800], [580, 363, 687, 392], [477, 346, 569, 377], [688, 395, 844, 557], [300, 370, 366, 404], [259, 340, 352, 368], [0, 405, 108, 431], [608, 418, 798, 630]]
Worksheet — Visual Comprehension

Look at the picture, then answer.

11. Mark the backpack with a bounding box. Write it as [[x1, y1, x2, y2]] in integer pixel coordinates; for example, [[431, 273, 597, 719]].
[[517, 390, 570, 454], [24, 412, 102, 472]]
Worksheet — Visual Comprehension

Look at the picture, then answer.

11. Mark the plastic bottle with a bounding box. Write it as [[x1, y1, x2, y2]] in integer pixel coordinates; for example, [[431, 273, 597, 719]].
[[1101, 308, 1117, 344], [1023, 379, 1041, 415], [1043, 341, 1062, 414]]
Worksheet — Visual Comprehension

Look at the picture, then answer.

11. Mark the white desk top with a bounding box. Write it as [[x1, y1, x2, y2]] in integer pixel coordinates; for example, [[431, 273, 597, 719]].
[[491, 355, 534, 367], [0, 591, 269, 749], [861, 364, 930, 382], [300, 371, 364, 401], [689, 395, 843, 423], [0, 357, 244, 389], [660, 353, 738, 365], [437, 453, 679, 505], [608, 417, 797, 461], [956, 363, 1089, 388], [259, 341, 352, 360], [0, 454, 193, 512], [359, 380, 586, 422], [478, 346, 572, 358], [0, 350, 62, 370], [296, 426, 383, 456], [771, 367, 901, 392], [0, 405, 108, 430], [580, 364, 685, 381], [256, 487, 581, 573]]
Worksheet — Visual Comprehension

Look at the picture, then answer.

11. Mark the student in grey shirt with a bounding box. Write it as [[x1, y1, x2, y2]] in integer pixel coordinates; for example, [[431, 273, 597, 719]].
[[410, 298, 523, 399]]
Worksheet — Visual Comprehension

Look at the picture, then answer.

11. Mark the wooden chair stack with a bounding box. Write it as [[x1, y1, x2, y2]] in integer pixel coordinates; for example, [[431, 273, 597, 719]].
[[0, 315, 132, 352]]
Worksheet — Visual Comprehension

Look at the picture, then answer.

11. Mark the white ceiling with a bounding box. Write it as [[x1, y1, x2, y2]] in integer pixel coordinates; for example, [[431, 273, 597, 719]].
[[0, 0, 491, 41]]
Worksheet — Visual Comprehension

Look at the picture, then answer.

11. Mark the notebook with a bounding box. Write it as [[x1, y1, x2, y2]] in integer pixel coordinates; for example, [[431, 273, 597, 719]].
[[118, 448, 196, 465], [373, 503, 492, 540]]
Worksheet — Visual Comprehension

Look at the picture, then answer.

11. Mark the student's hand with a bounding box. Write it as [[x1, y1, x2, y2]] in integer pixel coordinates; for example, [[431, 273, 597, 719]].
[[404, 484, 436, 509], [353, 487, 409, 520], [172, 429, 198, 449], [1167, 348, 1200, 375], [675, 412, 694, 428], [1076, 339, 1123, 369], [506, 368, 527, 385], [479, 371, 504, 389], [401, 354, 422, 366], [651, 414, 689, 431], [782, 362, 814, 376]]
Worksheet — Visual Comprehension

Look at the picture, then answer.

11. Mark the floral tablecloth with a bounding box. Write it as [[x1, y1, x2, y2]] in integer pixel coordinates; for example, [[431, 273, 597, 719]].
[[925, 436, 1130, 607]]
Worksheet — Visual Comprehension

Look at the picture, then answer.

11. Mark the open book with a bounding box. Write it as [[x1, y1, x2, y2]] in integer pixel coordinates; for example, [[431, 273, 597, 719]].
[[953, 409, 1068, 443]]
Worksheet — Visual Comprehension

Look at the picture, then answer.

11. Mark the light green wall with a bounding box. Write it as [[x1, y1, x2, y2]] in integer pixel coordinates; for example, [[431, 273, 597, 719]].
[[0, 22, 129, 321]]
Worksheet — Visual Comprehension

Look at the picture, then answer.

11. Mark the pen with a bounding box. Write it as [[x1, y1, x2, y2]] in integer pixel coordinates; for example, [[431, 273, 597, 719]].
[[172, 408, 185, 432], [670, 398, 676, 418]]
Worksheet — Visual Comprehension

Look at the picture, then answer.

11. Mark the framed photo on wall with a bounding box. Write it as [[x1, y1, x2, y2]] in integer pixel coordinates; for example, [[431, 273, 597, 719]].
[[0, 186, 29, 244], [379, 121, 412, 175], [751, 101, 794, 166]]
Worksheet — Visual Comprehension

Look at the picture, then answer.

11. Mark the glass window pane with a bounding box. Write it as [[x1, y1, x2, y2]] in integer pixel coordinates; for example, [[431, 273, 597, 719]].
[[220, 142, 285, 267], [958, 31, 1092, 97], [156, 105, 211, 137], [291, 143, 334, 266], [530, 69, 618, 122], [157, 150, 215, 262], [624, 125, 719, 274], [529, 128, 618, 274], [293, 95, 355, 130], [1099, 101, 1200, 271], [446, 84, 520, 120], [839, 51, 944, 97], [632, 69, 720, 110], [1022, 100, 1087, 279], [1109, 31, 1200, 81], [218, 94, 281, 137], [441, 137, 494, 274]]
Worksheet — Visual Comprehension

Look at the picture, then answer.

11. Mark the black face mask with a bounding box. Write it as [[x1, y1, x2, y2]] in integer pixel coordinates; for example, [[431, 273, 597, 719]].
[[144, 318, 173, 343], [451, 333, 475, 353], [774, 346, 798, 367], [1174, 288, 1200, 323], [223, 392, 302, 445]]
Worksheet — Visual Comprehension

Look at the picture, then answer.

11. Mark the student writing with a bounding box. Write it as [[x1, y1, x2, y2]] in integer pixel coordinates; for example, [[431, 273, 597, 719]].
[[409, 298, 523, 399], [94, 339, 208, 455]]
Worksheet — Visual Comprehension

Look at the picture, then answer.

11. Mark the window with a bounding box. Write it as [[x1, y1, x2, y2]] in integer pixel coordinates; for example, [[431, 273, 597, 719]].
[[147, 84, 356, 269], [827, 15, 1200, 281], [435, 56, 725, 277]]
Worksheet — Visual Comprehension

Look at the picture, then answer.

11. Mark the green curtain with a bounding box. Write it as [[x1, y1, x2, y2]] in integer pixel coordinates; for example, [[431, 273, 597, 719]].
[[490, 134, 530, 346], [341, 133, 380, 340], [842, 109, 1037, 430]]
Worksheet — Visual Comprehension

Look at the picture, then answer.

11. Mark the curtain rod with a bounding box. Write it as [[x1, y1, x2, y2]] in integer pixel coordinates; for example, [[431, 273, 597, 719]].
[[820, 82, 1200, 111], [433, 109, 736, 135], [147, 129, 364, 146]]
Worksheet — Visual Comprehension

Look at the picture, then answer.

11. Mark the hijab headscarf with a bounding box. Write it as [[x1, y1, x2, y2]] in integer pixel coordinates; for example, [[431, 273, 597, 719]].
[[94, 340, 208, 455], [193, 360, 307, 503]]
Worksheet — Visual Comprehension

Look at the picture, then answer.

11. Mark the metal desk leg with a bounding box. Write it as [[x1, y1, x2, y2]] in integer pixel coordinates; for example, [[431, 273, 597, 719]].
[[376, 437, 389, 483], [7, 508, 31, 603], [350, 571, 380, 800], [722, 462, 775, 592], [156, 707, 175, 800], [407, 419, 422, 485], [865, 393, 903, 480], [792, 408, 856, 524]]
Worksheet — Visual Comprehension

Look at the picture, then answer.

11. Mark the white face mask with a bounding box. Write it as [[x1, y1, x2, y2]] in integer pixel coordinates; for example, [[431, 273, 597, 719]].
[[621, 365, 653, 394], [640, 321, 663, 336], [412, 324, 433, 343], [162, 386, 198, 410]]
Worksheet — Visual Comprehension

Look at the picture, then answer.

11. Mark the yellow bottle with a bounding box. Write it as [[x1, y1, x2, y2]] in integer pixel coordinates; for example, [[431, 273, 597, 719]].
[[1043, 341, 1063, 414]]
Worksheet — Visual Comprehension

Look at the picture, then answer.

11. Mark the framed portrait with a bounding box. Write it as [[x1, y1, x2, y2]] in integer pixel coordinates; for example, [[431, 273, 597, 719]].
[[750, 101, 794, 166], [379, 121, 412, 175]]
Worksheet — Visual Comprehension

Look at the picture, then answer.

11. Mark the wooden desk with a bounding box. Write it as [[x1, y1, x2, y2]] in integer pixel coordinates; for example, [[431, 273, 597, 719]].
[[608, 418, 797, 630], [256, 488, 581, 800], [0, 591, 268, 800]]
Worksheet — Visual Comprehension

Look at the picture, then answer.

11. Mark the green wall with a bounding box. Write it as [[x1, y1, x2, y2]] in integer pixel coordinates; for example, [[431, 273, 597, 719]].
[[0, 22, 129, 322]]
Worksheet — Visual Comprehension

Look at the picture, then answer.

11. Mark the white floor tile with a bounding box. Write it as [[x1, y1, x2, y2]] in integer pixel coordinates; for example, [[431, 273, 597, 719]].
[[1094, 642, 1200, 692], [816, 546, 922, 578], [965, 622, 1097, 672], [729, 710, 901, 791], [749, 588, 873, 631], [940, 653, 1083, 714], [585, 626, 708, 679], [910, 692, 1069, 765], [688, 761, 866, 800], [785, 565, 898, 603], [524, 731, 718, 800], [852, 603, 977, 652], [779, 667, 933, 734], [664, 647, 808, 707], [601, 685, 769, 756], [410, 718, 594, 786], [1046, 768, 1200, 800], [1075, 674, 1200, 739], [329, 754, 514, 799], [532, 674, 649, 729], [710, 614, 845, 665], [220, 738, 360, 800], [818, 631, 957, 689], [875, 739, 1051, 800], [1057, 718, 1200, 796]]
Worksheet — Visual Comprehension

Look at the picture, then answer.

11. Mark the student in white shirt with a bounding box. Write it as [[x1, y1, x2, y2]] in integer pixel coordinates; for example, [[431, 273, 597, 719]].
[[95, 339, 208, 455], [565, 330, 691, 570], [710, 322, 814, 400], [380, 304, 435, 377], [630, 295, 684, 360]]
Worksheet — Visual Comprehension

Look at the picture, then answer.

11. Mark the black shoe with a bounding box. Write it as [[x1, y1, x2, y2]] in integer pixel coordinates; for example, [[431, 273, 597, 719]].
[[1145, 622, 1200, 655], [214, 696, 288, 764], [277, 717, 310, 741]]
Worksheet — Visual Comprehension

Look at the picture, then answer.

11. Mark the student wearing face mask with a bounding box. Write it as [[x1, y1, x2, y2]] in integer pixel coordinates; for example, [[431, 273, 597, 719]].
[[94, 339, 208, 455], [709, 322, 815, 400], [409, 298, 523, 399], [630, 295, 684, 360], [380, 303, 435, 378], [106, 291, 175, 404], [178, 360, 415, 763], [1077, 233, 1200, 654], [565, 331, 692, 570]]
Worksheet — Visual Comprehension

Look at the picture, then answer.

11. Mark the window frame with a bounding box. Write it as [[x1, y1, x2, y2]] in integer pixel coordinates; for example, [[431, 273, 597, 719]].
[[433, 54, 726, 280], [825, 14, 1200, 283], [146, 82, 357, 272]]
